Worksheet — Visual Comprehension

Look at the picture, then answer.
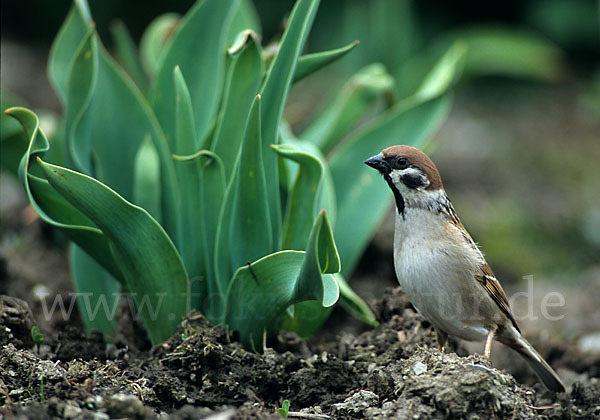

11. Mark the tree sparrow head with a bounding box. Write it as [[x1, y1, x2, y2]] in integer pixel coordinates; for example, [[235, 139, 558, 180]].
[[364, 145, 444, 213]]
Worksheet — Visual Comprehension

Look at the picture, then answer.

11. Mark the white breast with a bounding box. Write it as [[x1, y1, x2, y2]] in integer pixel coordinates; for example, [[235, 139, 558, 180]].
[[393, 207, 492, 342]]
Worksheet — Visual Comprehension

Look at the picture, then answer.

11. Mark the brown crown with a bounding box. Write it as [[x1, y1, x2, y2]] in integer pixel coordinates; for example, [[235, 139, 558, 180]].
[[381, 145, 443, 191]]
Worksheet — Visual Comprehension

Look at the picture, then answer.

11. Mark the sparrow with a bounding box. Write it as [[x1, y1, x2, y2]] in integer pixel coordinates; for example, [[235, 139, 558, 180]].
[[364, 145, 565, 393]]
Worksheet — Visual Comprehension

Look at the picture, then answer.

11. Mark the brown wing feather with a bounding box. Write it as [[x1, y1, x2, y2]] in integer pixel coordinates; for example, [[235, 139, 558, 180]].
[[476, 263, 521, 333]]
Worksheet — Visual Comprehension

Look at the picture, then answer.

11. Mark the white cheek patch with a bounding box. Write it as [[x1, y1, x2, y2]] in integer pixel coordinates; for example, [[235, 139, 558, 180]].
[[391, 167, 429, 191], [389, 169, 403, 185]]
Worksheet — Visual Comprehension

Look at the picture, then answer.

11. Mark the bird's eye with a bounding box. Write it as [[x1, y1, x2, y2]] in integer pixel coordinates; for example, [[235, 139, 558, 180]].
[[396, 157, 409, 169]]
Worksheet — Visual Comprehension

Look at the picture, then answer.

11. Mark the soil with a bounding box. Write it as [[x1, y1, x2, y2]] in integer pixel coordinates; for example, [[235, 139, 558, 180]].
[[1, 222, 600, 420]]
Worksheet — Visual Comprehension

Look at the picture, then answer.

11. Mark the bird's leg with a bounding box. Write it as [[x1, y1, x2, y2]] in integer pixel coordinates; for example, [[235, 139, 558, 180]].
[[436, 330, 448, 352], [483, 328, 496, 359]]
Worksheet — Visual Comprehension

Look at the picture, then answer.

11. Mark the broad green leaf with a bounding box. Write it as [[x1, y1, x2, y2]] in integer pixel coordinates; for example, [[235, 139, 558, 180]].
[[224, 212, 340, 349], [92, 49, 177, 225], [335, 273, 378, 326], [198, 152, 226, 311], [139, 13, 180, 80], [172, 150, 226, 312], [415, 40, 467, 101], [211, 30, 264, 179], [330, 95, 451, 276], [279, 301, 332, 338], [0, 126, 28, 176], [172, 66, 205, 304], [48, 0, 180, 239], [71, 244, 121, 336], [110, 20, 148, 93], [214, 95, 272, 320], [330, 0, 414, 77], [37, 158, 189, 345], [64, 27, 97, 174], [7, 107, 122, 281], [451, 26, 564, 81], [48, 3, 91, 104], [272, 143, 327, 250], [297, 210, 340, 297], [278, 127, 337, 228], [280, 209, 344, 338], [301, 63, 395, 154], [260, 0, 321, 249], [228, 0, 261, 45], [173, 66, 197, 156], [1, 89, 29, 175], [293, 40, 359, 83], [151, 0, 240, 146], [133, 135, 162, 222], [1, 89, 27, 139]]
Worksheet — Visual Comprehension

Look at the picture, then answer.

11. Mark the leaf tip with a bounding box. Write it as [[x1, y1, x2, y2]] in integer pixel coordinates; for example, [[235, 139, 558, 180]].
[[3, 106, 18, 116]]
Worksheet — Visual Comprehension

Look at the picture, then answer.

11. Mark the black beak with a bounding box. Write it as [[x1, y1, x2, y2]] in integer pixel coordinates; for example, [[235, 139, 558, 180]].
[[364, 154, 390, 174]]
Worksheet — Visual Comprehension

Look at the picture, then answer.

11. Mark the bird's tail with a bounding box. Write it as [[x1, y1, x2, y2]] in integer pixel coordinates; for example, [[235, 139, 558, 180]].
[[506, 334, 565, 393]]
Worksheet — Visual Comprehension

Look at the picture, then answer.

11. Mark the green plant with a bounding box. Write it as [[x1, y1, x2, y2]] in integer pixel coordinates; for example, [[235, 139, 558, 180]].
[[277, 400, 290, 418], [31, 326, 45, 352], [6, 0, 462, 348]]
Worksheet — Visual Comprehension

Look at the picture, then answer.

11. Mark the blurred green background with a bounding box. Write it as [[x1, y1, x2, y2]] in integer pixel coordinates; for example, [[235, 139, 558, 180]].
[[2, 1, 599, 334]]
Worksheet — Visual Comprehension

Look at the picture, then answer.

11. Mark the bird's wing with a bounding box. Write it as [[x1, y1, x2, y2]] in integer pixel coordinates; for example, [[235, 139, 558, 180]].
[[443, 199, 521, 333], [476, 263, 521, 333]]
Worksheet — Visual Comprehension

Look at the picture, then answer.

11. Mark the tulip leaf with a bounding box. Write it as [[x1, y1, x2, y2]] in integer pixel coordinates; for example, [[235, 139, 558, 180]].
[[225, 211, 339, 349], [48, 4, 91, 104], [293, 40, 359, 83], [110, 20, 148, 93], [139, 13, 180, 80], [335, 273, 378, 326], [91, 48, 179, 238], [64, 27, 97, 174], [451, 26, 564, 81], [198, 152, 226, 313], [133, 135, 162, 223], [50, 0, 180, 240], [71, 244, 121, 337], [37, 158, 189, 344], [7, 106, 122, 281], [214, 95, 272, 321], [1, 90, 30, 175], [172, 66, 207, 304], [151, 0, 240, 146], [416, 40, 467, 101], [301, 63, 395, 154], [272, 143, 326, 250], [260, 0, 321, 249], [228, 0, 261, 45], [279, 301, 332, 338], [211, 30, 264, 180]]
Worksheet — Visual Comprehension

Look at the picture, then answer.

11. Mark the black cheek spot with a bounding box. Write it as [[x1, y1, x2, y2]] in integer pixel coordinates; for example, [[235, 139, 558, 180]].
[[401, 173, 426, 189]]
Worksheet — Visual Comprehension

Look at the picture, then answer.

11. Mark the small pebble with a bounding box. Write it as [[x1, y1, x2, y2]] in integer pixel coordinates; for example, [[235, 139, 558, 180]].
[[578, 332, 600, 355], [412, 361, 427, 375]]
